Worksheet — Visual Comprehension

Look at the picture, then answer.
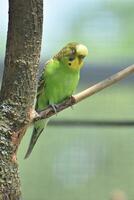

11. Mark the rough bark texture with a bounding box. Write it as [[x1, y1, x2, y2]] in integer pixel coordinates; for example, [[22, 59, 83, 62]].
[[0, 0, 43, 199]]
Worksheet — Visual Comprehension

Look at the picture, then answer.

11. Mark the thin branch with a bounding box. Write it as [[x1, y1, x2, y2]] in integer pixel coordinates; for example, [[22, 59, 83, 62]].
[[34, 64, 134, 121]]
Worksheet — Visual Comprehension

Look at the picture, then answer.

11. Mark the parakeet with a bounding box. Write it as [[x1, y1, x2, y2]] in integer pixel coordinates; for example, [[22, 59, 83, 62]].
[[25, 42, 88, 158]]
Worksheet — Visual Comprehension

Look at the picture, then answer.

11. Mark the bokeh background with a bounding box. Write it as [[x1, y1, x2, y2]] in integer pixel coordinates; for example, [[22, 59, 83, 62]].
[[0, 0, 134, 199]]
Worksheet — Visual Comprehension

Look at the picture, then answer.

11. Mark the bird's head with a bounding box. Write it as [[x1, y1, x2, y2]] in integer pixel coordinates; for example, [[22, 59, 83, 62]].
[[54, 42, 88, 70]]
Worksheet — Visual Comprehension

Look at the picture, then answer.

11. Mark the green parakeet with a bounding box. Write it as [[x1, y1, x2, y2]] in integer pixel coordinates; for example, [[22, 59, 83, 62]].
[[25, 42, 88, 158]]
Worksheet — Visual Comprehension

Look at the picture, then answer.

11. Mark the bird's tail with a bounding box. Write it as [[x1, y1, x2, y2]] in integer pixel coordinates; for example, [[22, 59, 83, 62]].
[[24, 119, 49, 159]]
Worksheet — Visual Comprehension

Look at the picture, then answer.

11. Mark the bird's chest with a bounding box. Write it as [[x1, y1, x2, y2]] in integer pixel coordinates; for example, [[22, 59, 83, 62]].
[[46, 70, 79, 104]]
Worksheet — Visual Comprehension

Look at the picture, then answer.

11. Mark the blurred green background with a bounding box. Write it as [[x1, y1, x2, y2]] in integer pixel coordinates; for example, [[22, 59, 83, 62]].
[[0, 0, 134, 199]]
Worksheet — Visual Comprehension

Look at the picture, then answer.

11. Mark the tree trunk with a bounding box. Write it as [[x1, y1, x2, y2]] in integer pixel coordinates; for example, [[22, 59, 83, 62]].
[[0, 0, 43, 199]]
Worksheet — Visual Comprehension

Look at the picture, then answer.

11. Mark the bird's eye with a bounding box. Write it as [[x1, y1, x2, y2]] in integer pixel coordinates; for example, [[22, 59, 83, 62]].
[[69, 56, 75, 61]]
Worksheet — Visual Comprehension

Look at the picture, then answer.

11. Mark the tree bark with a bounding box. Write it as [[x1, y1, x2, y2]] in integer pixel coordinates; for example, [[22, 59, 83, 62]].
[[0, 0, 43, 199]]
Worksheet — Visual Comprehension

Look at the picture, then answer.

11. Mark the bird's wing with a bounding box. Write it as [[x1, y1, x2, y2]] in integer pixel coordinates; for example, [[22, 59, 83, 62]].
[[36, 73, 45, 98], [37, 59, 54, 96], [35, 59, 52, 109]]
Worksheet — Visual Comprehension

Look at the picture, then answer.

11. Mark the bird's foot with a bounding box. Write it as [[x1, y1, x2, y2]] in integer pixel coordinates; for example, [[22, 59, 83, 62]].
[[50, 104, 58, 115]]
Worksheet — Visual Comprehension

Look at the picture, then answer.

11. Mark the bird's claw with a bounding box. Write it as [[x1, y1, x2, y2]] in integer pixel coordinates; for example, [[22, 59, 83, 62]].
[[50, 104, 58, 115]]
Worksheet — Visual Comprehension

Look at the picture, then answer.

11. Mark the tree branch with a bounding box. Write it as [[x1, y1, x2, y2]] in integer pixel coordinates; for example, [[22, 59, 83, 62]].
[[34, 64, 134, 121]]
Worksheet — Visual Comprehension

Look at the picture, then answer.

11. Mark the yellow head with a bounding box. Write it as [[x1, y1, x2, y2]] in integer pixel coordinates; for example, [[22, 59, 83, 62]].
[[54, 42, 88, 70]]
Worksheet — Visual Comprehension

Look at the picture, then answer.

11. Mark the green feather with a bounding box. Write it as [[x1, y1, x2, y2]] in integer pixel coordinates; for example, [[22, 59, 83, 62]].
[[25, 42, 88, 158]]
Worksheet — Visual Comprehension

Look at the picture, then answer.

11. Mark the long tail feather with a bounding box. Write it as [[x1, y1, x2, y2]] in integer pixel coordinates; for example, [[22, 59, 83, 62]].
[[24, 119, 49, 159], [24, 128, 44, 159]]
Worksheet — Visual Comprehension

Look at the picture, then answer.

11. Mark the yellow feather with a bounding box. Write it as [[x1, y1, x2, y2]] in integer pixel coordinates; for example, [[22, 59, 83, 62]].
[[69, 57, 84, 70], [76, 44, 88, 57]]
